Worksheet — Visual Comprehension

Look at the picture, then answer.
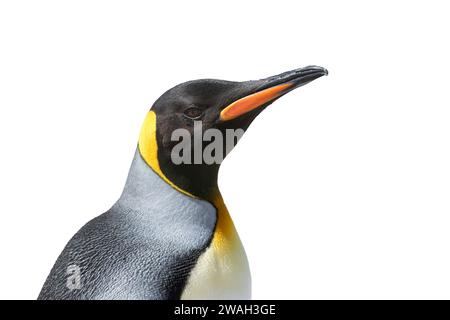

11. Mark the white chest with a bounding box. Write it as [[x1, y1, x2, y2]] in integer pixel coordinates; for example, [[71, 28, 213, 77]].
[[181, 235, 251, 300]]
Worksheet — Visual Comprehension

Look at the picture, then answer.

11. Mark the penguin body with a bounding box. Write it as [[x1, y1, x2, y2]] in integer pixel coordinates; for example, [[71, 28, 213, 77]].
[[39, 150, 219, 299], [39, 66, 326, 300]]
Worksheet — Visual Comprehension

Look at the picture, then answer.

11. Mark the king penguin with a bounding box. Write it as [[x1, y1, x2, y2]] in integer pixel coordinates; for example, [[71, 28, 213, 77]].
[[38, 66, 327, 300]]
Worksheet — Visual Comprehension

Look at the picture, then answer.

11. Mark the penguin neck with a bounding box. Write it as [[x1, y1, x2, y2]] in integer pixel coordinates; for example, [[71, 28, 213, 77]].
[[157, 158, 220, 200], [121, 150, 238, 257], [135, 111, 238, 250]]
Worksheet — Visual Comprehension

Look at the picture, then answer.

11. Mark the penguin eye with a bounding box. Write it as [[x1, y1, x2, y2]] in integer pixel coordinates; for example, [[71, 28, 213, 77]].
[[183, 107, 204, 120]]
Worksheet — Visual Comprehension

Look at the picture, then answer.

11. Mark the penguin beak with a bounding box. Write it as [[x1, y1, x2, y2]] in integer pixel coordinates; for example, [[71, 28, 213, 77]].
[[219, 66, 328, 122]]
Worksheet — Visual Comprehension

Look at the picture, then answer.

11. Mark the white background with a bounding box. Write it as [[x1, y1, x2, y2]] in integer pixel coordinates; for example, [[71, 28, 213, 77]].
[[1, 1, 449, 300]]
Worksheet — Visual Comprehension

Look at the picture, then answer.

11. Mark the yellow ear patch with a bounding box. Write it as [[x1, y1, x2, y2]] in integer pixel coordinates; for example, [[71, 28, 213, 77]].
[[138, 111, 195, 198]]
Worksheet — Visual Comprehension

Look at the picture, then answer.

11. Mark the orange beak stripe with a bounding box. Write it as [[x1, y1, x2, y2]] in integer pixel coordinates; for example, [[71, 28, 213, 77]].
[[219, 82, 293, 121]]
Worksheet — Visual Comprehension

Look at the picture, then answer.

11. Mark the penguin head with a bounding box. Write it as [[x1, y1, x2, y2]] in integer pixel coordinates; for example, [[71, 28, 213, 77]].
[[139, 66, 328, 199]]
